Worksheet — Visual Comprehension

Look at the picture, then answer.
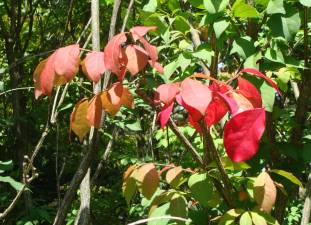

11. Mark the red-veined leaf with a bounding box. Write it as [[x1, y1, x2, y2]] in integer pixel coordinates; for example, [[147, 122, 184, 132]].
[[181, 78, 212, 116], [70, 98, 90, 142], [240, 68, 281, 95], [158, 102, 174, 128], [82, 51, 106, 83], [224, 108, 266, 162], [123, 45, 148, 75], [130, 26, 157, 41], [87, 94, 102, 128], [54, 44, 80, 81], [237, 78, 262, 108], [254, 172, 276, 213], [155, 83, 179, 105], [104, 33, 127, 76]]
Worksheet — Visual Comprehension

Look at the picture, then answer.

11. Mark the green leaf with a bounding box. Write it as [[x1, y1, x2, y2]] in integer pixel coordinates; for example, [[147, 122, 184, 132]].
[[168, 194, 188, 224], [126, 120, 142, 131], [143, 0, 158, 12], [268, 7, 301, 41], [300, 0, 311, 7], [264, 48, 284, 64], [192, 49, 214, 62], [0, 176, 24, 190], [270, 169, 303, 187], [230, 36, 256, 59], [240, 212, 253, 225], [177, 54, 192, 72], [187, 0, 205, 8], [188, 173, 219, 207], [244, 52, 262, 69], [0, 160, 13, 173], [219, 209, 244, 225], [174, 16, 190, 33], [232, 0, 260, 18], [163, 60, 179, 82], [203, 0, 229, 14], [255, 0, 270, 7], [260, 81, 275, 112], [213, 20, 229, 38], [251, 211, 267, 225], [267, 0, 285, 15], [122, 165, 138, 204], [148, 203, 171, 225]]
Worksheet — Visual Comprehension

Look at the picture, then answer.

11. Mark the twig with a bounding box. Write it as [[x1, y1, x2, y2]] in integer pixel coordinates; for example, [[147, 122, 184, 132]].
[[127, 216, 191, 225], [301, 171, 311, 225], [0, 87, 34, 96], [121, 0, 135, 32]]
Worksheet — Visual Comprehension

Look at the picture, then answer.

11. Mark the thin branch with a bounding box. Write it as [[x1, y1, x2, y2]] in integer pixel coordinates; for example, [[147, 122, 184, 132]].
[[301, 171, 311, 225], [121, 0, 135, 32], [0, 87, 34, 96]]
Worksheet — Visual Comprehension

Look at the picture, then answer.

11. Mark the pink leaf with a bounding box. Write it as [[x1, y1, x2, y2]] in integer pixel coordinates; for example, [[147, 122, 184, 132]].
[[130, 26, 157, 41], [123, 45, 148, 75], [237, 78, 262, 108], [158, 102, 174, 128], [216, 92, 239, 115], [181, 78, 212, 116], [224, 108, 266, 162], [176, 92, 202, 121], [240, 68, 281, 96], [155, 83, 179, 105], [104, 33, 127, 76], [54, 44, 80, 81], [82, 51, 106, 83]]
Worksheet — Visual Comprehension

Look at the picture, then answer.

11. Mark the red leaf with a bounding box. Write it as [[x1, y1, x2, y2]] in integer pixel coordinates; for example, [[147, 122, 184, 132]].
[[104, 33, 127, 76], [176, 92, 202, 121], [155, 83, 179, 105], [224, 108, 266, 162], [54, 44, 80, 81], [181, 78, 212, 116], [40, 52, 56, 97], [130, 26, 157, 41], [158, 102, 174, 128], [240, 68, 281, 95], [123, 45, 148, 75], [87, 94, 102, 128], [237, 78, 262, 108], [216, 92, 239, 115], [188, 114, 201, 133], [82, 51, 106, 83], [205, 96, 228, 126]]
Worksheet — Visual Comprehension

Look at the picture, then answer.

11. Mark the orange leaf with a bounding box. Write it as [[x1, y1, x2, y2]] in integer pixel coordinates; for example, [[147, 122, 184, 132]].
[[123, 45, 148, 76], [87, 94, 103, 128], [100, 91, 121, 116], [120, 87, 134, 109], [40, 52, 57, 97], [254, 172, 276, 213], [54, 44, 80, 81], [82, 51, 106, 83], [134, 163, 159, 199], [122, 165, 138, 204], [166, 166, 183, 187], [70, 98, 90, 142], [33, 59, 47, 99]]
